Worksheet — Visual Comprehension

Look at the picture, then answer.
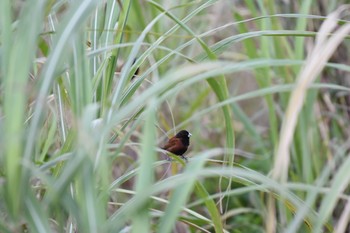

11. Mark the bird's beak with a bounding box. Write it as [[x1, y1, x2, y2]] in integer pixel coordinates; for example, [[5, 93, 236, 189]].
[[188, 133, 192, 137]]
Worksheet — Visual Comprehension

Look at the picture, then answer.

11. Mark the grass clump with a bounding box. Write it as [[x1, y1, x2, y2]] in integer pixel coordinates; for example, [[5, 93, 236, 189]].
[[1, 1, 350, 232]]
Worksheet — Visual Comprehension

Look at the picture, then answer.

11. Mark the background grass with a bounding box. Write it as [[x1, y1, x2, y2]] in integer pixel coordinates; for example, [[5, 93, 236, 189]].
[[1, 0, 350, 232]]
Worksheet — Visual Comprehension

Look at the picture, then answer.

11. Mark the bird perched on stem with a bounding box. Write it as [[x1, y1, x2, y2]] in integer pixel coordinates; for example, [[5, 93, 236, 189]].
[[162, 130, 192, 161]]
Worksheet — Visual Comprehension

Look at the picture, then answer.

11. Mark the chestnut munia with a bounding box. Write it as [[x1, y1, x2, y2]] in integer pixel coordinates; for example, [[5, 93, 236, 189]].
[[162, 130, 192, 161]]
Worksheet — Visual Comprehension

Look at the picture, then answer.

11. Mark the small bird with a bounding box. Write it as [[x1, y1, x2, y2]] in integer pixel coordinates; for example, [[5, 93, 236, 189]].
[[130, 58, 140, 80], [162, 130, 192, 161], [116, 57, 140, 80]]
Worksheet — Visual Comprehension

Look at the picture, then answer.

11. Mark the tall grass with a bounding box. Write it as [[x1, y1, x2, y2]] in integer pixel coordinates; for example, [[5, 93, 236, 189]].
[[1, 0, 350, 232]]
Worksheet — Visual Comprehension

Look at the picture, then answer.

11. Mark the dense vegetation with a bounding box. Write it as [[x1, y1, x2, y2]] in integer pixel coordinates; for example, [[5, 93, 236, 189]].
[[1, 0, 350, 232]]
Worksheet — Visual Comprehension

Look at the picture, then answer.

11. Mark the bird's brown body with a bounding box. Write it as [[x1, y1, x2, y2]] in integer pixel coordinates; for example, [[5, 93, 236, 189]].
[[162, 130, 191, 161]]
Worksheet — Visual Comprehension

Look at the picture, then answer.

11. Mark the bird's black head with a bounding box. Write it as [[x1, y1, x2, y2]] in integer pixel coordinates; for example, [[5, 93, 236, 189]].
[[175, 130, 192, 146]]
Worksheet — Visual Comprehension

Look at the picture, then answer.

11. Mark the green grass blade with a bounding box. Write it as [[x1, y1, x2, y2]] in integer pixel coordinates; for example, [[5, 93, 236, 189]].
[[3, 0, 46, 217]]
